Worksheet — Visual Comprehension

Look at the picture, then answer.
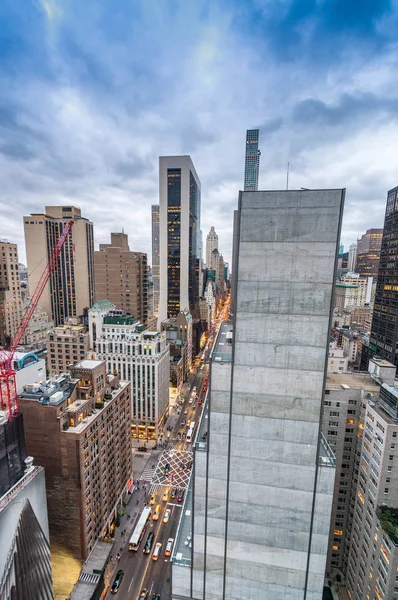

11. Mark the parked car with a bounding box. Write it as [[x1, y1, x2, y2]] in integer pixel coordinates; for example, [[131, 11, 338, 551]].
[[180, 420, 186, 426], [137, 446, 148, 452], [163, 509, 171, 523], [111, 570, 124, 594]]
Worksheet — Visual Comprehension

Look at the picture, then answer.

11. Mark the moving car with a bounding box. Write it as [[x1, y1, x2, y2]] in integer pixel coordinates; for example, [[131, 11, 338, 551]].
[[139, 590, 148, 600], [165, 538, 174, 557], [162, 488, 169, 502], [180, 420, 186, 426], [143, 532, 155, 555], [152, 542, 162, 561], [188, 398, 193, 405], [149, 492, 157, 506], [192, 404, 196, 409], [152, 595, 160, 600], [153, 504, 161, 521], [171, 488, 177, 499], [164, 463, 170, 475], [111, 570, 124, 594], [184, 408, 188, 415], [137, 446, 148, 452], [177, 489, 184, 502], [163, 508, 171, 523]]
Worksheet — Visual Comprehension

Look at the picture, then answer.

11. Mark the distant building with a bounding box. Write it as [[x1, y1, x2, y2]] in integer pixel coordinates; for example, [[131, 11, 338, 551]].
[[22, 306, 53, 345], [0, 241, 24, 348], [244, 128, 260, 191], [158, 156, 201, 325], [348, 242, 357, 272], [328, 341, 349, 372], [0, 412, 52, 600], [356, 228, 383, 279], [161, 311, 192, 380], [205, 226, 219, 269], [152, 205, 160, 317], [341, 329, 360, 366], [19, 361, 132, 559], [47, 320, 90, 375], [95, 315, 170, 441], [24, 206, 95, 326], [94, 232, 148, 324]]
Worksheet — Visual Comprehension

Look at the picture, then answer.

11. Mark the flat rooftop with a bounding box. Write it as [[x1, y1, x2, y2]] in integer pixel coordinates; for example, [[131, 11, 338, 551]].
[[70, 540, 112, 600], [74, 359, 103, 370], [212, 322, 233, 362], [326, 371, 380, 391]]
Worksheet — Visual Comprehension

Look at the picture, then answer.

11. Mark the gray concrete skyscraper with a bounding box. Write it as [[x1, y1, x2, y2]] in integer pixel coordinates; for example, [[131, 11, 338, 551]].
[[244, 129, 261, 191], [152, 205, 160, 316], [172, 188, 345, 600], [206, 226, 219, 269]]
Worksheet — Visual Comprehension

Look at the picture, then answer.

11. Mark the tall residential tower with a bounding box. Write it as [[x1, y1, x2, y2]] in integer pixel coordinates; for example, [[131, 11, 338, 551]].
[[158, 155, 201, 325], [244, 129, 261, 191], [0, 241, 23, 347], [24, 206, 94, 326], [152, 205, 160, 317]]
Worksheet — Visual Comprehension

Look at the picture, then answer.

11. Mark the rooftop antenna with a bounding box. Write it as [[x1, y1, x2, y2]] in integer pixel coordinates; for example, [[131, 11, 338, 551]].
[[286, 162, 290, 190]]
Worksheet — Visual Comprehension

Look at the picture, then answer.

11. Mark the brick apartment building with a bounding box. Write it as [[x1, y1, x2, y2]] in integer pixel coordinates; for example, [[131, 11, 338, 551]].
[[19, 359, 132, 559]]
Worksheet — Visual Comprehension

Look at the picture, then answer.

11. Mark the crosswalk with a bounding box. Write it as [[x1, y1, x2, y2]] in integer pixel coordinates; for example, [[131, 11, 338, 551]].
[[139, 462, 158, 482]]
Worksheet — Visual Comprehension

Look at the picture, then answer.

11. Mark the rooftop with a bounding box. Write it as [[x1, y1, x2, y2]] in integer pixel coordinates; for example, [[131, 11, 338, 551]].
[[335, 283, 359, 289], [103, 315, 137, 325], [70, 540, 112, 600], [74, 359, 103, 370], [90, 299, 115, 311], [212, 322, 233, 362], [326, 371, 380, 391], [20, 374, 77, 406]]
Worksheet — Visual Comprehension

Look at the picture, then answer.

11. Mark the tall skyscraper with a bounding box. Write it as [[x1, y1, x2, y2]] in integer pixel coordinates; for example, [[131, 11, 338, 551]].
[[158, 155, 201, 325], [244, 129, 261, 191], [206, 226, 219, 268], [24, 206, 95, 326], [172, 187, 345, 600], [0, 241, 23, 347], [94, 232, 148, 324], [152, 205, 160, 316], [363, 187, 398, 372], [348, 242, 357, 272], [356, 228, 383, 278]]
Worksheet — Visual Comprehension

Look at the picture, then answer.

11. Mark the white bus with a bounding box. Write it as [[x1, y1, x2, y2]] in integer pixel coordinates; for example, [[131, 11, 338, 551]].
[[129, 506, 152, 551], [186, 421, 196, 443]]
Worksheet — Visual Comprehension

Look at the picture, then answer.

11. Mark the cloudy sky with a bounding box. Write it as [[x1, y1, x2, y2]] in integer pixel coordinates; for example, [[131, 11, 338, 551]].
[[0, 0, 397, 266]]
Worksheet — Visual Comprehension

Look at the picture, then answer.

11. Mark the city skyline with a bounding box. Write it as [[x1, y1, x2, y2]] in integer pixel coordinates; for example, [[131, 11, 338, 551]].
[[1, 1, 397, 265]]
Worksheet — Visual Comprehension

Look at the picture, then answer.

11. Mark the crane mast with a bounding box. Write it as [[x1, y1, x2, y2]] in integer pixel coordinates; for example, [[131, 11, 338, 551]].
[[0, 220, 74, 420]]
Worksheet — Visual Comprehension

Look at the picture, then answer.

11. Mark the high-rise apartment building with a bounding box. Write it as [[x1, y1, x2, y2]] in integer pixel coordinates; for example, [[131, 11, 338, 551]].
[[19, 360, 132, 559], [22, 306, 53, 345], [243, 129, 261, 191], [0, 241, 23, 348], [95, 314, 170, 441], [348, 242, 357, 273], [24, 206, 95, 326], [356, 228, 383, 279], [205, 226, 219, 269], [94, 232, 148, 324], [158, 156, 201, 325], [47, 320, 90, 375], [0, 413, 52, 600], [152, 205, 160, 317], [346, 374, 398, 600], [172, 188, 345, 600]]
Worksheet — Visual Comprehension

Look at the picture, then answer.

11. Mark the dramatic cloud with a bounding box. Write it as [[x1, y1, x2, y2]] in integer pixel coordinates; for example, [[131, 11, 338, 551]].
[[0, 0, 397, 265]]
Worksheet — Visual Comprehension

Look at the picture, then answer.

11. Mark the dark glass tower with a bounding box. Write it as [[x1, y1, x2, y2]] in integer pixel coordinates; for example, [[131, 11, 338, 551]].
[[367, 186, 398, 371]]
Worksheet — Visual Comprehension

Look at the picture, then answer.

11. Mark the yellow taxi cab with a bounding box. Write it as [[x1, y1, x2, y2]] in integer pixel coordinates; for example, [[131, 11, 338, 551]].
[[153, 504, 161, 521], [149, 492, 157, 506], [162, 488, 169, 502], [152, 542, 162, 561], [187, 420, 191, 428], [177, 444, 183, 453]]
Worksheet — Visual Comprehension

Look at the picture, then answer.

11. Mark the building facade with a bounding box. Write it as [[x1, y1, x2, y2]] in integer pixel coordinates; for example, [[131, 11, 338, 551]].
[[243, 128, 261, 191], [47, 320, 90, 375], [205, 226, 219, 269], [158, 156, 201, 325], [94, 232, 148, 324], [96, 315, 170, 441], [172, 188, 344, 600], [19, 361, 132, 560], [24, 206, 95, 326], [356, 228, 383, 279], [348, 243, 357, 273], [0, 241, 23, 348], [22, 306, 52, 345], [152, 205, 160, 317]]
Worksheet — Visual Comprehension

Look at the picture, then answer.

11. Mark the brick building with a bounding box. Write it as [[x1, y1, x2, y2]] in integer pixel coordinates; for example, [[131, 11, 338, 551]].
[[19, 359, 132, 559], [47, 320, 90, 375]]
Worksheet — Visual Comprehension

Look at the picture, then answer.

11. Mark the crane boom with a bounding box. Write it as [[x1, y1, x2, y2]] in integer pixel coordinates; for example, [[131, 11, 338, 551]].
[[0, 220, 74, 419]]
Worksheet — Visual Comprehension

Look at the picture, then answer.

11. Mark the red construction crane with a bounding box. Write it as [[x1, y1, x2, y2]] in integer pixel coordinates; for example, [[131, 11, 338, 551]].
[[0, 220, 74, 420]]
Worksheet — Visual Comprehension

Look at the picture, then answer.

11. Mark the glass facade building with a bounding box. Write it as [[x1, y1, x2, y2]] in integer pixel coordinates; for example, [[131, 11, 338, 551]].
[[167, 169, 182, 317], [244, 129, 261, 191]]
